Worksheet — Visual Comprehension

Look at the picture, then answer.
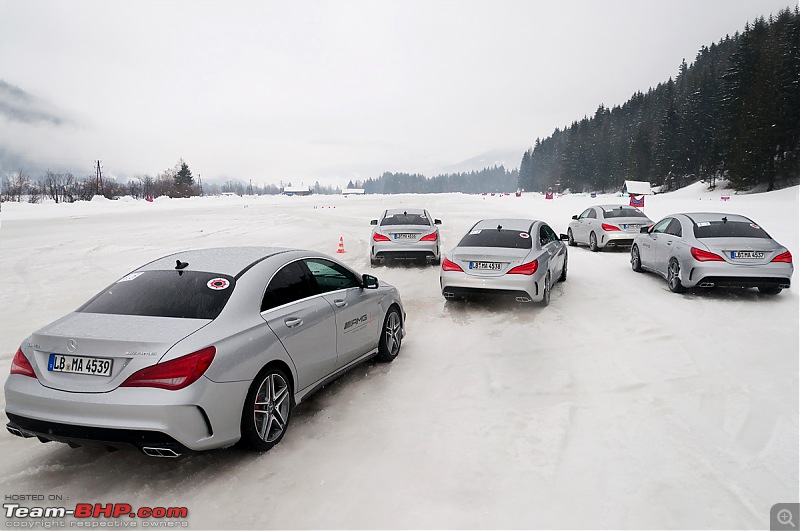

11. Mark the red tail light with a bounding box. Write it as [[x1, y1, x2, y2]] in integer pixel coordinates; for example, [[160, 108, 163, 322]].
[[420, 232, 438, 241], [507, 260, 539, 275], [441, 258, 463, 272], [10, 348, 36, 378], [691, 247, 724, 262], [601, 223, 620, 232], [772, 251, 793, 263], [121, 346, 216, 390], [372, 233, 391, 242]]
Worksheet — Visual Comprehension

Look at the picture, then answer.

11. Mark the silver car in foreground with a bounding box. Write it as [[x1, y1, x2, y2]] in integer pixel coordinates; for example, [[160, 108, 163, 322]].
[[5, 247, 405, 457], [440, 218, 568, 305], [630, 213, 793, 294], [370, 209, 442, 266], [568, 204, 653, 251]]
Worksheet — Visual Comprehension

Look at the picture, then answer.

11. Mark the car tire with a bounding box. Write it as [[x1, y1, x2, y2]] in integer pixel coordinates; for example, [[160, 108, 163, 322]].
[[558, 252, 568, 282], [589, 232, 600, 252], [541, 272, 551, 306], [567, 229, 576, 247], [238, 366, 293, 452], [430, 256, 441, 266], [667, 259, 686, 293], [631, 245, 643, 272], [370, 257, 381, 267], [374, 307, 402, 363], [758, 286, 782, 295]]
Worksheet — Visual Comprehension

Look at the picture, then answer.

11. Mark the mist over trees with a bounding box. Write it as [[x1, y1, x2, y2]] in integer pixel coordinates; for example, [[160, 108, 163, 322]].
[[518, 8, 799, 193], [356, 166, 518, 194]]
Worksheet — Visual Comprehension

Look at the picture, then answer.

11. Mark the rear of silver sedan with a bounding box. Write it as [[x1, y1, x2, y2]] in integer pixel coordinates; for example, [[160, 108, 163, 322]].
[[370, 209, 441, 265], [440, 246, 545, 302]]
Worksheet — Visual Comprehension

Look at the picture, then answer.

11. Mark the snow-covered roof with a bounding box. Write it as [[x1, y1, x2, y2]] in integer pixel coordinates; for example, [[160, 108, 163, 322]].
[[624, 180, 652, 195], [342, 189, 365, 195]]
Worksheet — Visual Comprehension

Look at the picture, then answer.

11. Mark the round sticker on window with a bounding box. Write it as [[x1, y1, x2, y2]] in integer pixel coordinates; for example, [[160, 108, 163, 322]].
[[750, 223, 760, 229], [207, 278, 230, 290], [520, 232, 530, 239]]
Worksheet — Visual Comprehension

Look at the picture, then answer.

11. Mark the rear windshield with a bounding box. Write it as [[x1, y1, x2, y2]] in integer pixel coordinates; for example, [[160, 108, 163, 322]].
[[458, 228, 533, 249], [603, 207, 649, 219], [77, 270, 235, 319], [692, 220, 770, 239], [381, 213, 430, 226]]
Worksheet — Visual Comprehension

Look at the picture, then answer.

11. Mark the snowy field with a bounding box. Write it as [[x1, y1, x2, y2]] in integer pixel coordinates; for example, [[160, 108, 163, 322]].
[[0, 183, 798, 529]]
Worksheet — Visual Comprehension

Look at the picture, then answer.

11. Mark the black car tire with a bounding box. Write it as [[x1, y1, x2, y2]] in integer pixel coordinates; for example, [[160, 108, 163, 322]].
[[631, 245, 643, 272], [589, 232, 600, 252], [375, 307, 402, 363], [567, 229, 576, 247], [238, 366, 293, 452], [667, 259, 686, 293], [541, 272, 551, 306], [558, 253, 568, 282], [758, 286, 783, 295]]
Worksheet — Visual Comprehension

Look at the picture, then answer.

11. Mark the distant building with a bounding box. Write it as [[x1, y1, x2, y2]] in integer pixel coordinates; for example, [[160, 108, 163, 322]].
[[283, 186, 312, 196], [342, 189, 365, 195]]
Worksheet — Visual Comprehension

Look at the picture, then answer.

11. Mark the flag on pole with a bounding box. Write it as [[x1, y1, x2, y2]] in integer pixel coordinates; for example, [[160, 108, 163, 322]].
[[629, 194, 645, 208], [545, 192, 554, 200]]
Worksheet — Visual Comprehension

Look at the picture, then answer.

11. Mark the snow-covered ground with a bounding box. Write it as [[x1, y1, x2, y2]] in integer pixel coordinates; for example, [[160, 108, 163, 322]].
[[0, 183, 797, 529]]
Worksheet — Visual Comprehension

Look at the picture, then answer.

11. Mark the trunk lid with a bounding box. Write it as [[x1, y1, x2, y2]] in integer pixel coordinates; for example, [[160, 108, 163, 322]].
[[697, 238, 782, 266], [451, 247, 532, 276], [28, 312, 210, 393]]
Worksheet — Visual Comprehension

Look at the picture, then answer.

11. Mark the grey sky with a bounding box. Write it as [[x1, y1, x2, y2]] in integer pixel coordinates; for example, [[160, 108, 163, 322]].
[[0, 0, 793, 187]]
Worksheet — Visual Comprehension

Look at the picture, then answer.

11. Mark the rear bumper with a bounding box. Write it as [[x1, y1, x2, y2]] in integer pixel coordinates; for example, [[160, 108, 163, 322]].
[[371, 240, 439, 261], [441, 286, 537, 302], [692, 276, 791, 289], [440, 270, 542, 302], [599, 231, 636, 247], [3, 374, 250, 453], [683, 261, 793, 288], [374, 249, 438, 261]]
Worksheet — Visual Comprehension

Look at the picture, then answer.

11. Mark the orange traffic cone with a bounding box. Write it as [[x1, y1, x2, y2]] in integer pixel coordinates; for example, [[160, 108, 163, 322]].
[[337, 237, 346, 253]]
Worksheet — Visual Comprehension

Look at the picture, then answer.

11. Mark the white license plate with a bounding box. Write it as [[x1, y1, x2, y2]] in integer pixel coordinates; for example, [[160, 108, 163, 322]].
[[394, 233, 417, 239], [470, 261, 502, 270], [731, 251, 764, 259], [623, 224, 640, 231], [48, 354, 113, 376]]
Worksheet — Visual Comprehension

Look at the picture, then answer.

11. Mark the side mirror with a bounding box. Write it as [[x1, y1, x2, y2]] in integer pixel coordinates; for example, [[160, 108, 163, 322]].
[[571, 215, 578, 220], [640, 226, 650, 234], [434, 219, 442, 225], [370, 220, 378, 226], [559, 233, 569, 241], [362, 274, 379, 289]]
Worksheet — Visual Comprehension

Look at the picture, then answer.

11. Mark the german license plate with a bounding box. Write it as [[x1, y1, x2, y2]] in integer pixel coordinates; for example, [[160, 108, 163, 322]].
[[48, 354, 113, 376], [623, 224, 640, 231], [731, 251, 764, 259], [394, 233, 417, 239], [470, 261, 502, 270]]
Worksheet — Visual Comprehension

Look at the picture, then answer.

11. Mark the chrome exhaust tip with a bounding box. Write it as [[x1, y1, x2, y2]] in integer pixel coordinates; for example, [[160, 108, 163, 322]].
[[515, 297, 532, 303], [142, 447, 182, 458], [698, 282, 715, 288], [443, 292, 454, 299], [6, 426, 24, 438]]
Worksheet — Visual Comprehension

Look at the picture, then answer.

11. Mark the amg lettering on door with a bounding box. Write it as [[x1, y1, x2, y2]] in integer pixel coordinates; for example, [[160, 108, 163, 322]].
[[344, 314, 368, 332]]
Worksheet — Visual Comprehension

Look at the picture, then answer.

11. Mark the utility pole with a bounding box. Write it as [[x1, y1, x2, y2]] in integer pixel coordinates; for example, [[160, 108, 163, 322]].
[[95, 160, 103, 196]]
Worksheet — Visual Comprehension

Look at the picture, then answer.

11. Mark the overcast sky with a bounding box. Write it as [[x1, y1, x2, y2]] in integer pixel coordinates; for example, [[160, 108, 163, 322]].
[[0, 0, 794, 187]]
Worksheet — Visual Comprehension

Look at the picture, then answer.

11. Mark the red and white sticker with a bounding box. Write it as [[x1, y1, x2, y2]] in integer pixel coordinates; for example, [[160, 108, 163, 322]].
[[520, 232, 530, 239], [207, 278, 230, 290], [750, 223, 760, 229]]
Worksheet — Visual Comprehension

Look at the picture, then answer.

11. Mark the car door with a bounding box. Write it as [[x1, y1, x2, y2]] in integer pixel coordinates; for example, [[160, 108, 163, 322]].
[[575, 208, 594, 243], [640, 217, 672, 273], [261, 261, 338, 392], [656, 218, 684, 272], [539, 223, 564, 283], [301, 258, 379, 370]]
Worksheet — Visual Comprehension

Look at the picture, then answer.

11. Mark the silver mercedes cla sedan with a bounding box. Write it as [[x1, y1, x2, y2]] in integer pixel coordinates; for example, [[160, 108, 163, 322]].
[[5, 247, 406, 457], [630, 213, 793, 294], [370, 209, 442, 266], [568, 204, 653, 251], [440, 218, 568, 305]]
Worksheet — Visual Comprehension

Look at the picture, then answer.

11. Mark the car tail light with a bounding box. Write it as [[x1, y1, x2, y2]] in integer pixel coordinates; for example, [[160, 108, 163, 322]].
[[372, 233, 391, 242], [441, 258, 463, 272], [772, 251, 793, 263], [420, 232, 438, 241], [121, 346, 216, 390], [507, 260, 539, 275], [601, 223, 620, 232], [691, 247, 724, 262], [10, 348, 36, 378]]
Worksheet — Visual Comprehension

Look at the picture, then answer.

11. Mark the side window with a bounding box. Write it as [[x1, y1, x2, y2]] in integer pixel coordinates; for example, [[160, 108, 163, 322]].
[[261, 262, 317, 312], [652, 218, 672, 234], [666, 218, 683, 237], [579, 209, 593, 219], [542, 225, 558, 243], [539, 225, 549, 246], [587, 209, 597, 219], [304, 258, 359, 293]]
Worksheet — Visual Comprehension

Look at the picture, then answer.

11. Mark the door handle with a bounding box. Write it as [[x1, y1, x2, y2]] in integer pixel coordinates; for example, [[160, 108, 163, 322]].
[[666, 241, 672, 246], [284, 318, 303, 328], [333, 300, 348, 308]]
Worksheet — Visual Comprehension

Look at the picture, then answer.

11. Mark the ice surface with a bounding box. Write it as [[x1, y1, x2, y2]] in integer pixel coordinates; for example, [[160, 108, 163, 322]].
[[0, 184, 797, 529]]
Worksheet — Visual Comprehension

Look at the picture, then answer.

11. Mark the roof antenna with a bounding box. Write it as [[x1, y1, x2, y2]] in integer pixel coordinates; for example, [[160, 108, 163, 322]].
[[175, 260, 189, 270], [404, 211, 407, 216], [497, 225, 502, 231], [722, 216, 728, 223]]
